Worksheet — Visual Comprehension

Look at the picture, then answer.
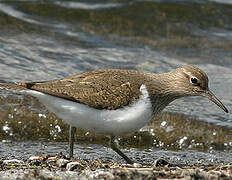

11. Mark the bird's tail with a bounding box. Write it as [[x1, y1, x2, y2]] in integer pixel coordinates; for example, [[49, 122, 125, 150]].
[[0, 80, 28, 91]]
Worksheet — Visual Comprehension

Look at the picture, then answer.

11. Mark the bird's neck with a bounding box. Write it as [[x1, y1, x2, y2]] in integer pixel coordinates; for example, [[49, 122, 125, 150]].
[[143, 72, 181, 114]]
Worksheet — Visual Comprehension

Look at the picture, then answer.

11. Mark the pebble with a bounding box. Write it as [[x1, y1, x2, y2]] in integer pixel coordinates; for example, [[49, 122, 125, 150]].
[[28, 156, 44, 161], [28, 156, 44, 166], [56, 158, 70, 168], [3, 159, 24, 165], [153, 158, 169, 167], [133, 163, 142, 168], [66, 161, 83, 171], [123, 163, 143, 168], [0, 157, 231, 179]]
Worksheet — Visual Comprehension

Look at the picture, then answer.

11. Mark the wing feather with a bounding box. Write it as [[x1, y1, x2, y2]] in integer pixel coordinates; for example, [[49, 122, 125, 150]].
[[25, 70, 144, 110]]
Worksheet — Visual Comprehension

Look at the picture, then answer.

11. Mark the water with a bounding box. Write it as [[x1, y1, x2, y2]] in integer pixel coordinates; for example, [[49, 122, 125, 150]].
[[0, 0, 231, 162]]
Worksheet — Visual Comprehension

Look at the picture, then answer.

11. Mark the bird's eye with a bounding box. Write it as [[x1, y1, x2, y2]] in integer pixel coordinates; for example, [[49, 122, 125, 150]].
[[190, 77, 199, 86]]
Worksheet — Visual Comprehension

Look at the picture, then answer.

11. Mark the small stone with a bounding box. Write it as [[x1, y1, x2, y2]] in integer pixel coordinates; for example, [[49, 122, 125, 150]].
[[3, 159, 24, 165], [47, 156, 57, 160], [28, 156, 44, 166], [29, 160, 41, 166], [56, 158, 70, 168], [66, 161, 83, 171], [123, 163, 142, 168], [29, 156, 44, 161], [153, 158, 169, 167], [133, 163, 142, 168], [82, 169, 115, 179], [46, 157, 58, 167]]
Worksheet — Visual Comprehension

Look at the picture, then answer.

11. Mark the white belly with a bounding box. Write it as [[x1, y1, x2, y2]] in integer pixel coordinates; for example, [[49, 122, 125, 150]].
[[25, 85, 153, 136]]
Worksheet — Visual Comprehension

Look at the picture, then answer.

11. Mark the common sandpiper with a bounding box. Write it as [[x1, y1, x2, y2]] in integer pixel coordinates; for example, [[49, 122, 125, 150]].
[[0, 65, 228, 164]]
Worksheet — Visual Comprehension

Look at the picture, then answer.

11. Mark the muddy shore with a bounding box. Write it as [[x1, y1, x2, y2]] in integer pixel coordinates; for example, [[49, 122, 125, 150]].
[[0, 155, 231, 180]]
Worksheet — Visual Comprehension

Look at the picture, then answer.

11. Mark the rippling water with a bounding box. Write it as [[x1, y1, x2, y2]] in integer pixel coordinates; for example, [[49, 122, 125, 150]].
[[0, 0, 231, 161]]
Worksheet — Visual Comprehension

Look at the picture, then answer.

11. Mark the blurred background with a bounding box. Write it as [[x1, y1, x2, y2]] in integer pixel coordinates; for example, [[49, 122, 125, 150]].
[[0, 0, 231, 165]]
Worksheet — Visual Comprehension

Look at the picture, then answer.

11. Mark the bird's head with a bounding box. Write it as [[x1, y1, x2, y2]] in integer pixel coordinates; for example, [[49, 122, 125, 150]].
[[169, 65, 228, 113]]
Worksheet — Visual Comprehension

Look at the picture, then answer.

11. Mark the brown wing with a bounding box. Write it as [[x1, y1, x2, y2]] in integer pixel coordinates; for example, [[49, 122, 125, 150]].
[[21, 69, 144, 110]]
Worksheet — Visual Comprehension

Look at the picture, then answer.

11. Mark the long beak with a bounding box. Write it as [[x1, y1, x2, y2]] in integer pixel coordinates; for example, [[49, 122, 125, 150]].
[[202, 90, 228, 113]]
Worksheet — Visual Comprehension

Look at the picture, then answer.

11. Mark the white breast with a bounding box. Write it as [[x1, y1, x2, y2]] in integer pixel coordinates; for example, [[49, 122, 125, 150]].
[[25, 84, 153, 136]]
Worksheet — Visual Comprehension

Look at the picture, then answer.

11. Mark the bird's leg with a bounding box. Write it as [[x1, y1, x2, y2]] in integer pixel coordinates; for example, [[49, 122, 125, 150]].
[[110, 136, 134, 164], [69, 126, 76, 159]]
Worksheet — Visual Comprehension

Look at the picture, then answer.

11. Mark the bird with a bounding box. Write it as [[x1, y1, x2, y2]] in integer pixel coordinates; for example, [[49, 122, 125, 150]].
[[0, 65, 228, 164]]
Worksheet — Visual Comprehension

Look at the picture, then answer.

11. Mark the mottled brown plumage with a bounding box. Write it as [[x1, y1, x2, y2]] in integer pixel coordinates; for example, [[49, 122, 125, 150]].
[[0, 65, 228, 164], [19, 69, 145, 110], [0, 65, 228, 113]]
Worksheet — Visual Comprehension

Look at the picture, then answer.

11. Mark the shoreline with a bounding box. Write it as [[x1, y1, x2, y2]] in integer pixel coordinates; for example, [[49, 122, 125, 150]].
[[1, 156, 231, 179]]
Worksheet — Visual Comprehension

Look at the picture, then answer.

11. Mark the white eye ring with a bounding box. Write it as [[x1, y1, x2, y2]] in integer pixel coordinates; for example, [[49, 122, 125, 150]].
[[190, 77, 199, 86]]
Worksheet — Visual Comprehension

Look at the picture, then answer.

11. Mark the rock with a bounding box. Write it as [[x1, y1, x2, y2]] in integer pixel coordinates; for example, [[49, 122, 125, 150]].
[[28, 156, 44, 161], [123, 163, 142, 168], [81, 169, 115, 179], [56, 158, 70, 168], [46, 156, 58, 167], [153, 158, 169, 167], [3, 159, 24, 165], [66, 161, 83, 171], [28, 156, 44, 166], [133, 163, 142, 168], [47, 156, 57, 161], [28, 159, 41, 166]]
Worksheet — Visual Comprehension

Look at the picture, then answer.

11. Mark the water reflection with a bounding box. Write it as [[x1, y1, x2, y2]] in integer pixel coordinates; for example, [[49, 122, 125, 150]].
[[0, 0, 231, 159]]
